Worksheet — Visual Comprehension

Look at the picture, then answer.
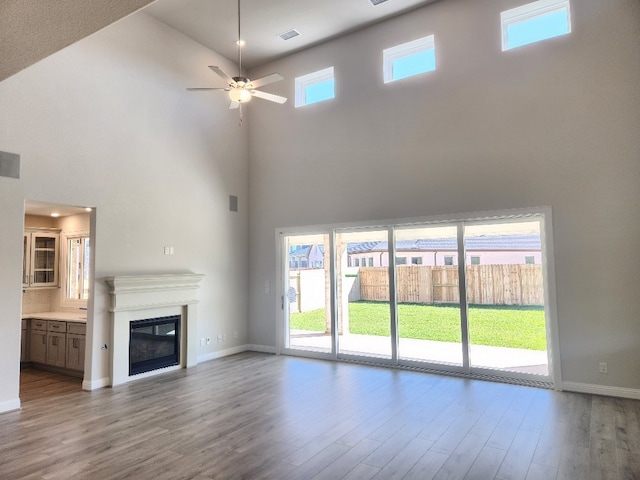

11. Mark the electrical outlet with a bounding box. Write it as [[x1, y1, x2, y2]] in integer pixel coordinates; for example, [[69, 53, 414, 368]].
[[599, 362, 608, 374], [206, 337, 211, 345], [200, 337, 206, 346], [217, 334, 223, 343]]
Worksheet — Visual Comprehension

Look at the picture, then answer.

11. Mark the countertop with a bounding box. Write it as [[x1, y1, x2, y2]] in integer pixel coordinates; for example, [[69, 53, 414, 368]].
[[22, 311, 87, 323]]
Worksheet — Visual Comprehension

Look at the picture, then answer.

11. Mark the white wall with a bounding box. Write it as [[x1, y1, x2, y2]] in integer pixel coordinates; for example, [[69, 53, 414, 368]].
[[0, 12, 249, 409], [247, 0, 640, 390]]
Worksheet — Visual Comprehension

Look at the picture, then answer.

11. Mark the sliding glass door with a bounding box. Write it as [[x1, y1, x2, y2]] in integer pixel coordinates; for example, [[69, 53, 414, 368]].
[[335, 229, 392, 360], [280, 211, 555, 384], [284, 233, 331, 354], [395, 225, 463, 367], [464, 220, 549, 376]]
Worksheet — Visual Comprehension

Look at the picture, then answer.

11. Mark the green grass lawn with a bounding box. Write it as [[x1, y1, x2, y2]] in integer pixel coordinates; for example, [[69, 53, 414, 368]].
[[290, 301, 547, 350]]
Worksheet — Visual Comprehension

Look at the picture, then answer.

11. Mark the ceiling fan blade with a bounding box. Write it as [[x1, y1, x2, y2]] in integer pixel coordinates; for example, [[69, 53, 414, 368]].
[[248, 73, 284, 89], [229, 100, 240, 110], [251, 90, 288, 104], [187, 87, 228, 91], [209, 66, 235, 85]]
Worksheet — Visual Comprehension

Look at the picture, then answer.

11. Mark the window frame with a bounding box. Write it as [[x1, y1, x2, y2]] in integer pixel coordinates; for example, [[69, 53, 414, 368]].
[[383, 34, 436, 84], [501, 0, 571, 51], [60, 231, 90, 307], [294, 67, 335, 108]]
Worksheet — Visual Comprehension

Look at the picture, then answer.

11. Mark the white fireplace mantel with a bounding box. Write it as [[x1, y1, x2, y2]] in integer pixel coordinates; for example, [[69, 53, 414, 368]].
[[106, 273, 204, 387]]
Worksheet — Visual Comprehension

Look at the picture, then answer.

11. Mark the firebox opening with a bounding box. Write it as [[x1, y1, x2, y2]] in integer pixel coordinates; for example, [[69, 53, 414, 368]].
[[129, 315, 180, 376]]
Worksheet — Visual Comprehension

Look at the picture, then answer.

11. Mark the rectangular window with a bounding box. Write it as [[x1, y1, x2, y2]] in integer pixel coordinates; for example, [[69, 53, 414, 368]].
[[501, 0, 571, 51], [384, 35, 436, 83], [444, 256, 454, 266], [295, 67, 335, 108], [396, 257, 407, 265], [470, 256, 481, 265], [67, 236, 90, 301], [525, 256, 536, 264], [368, 257, 374, 267], [411, 257, 423, 265], [355, 258, 360, 267]]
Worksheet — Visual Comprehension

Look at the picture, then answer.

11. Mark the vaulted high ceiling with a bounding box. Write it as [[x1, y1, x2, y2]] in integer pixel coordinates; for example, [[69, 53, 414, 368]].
[[1, 0, 440, 84], [145, 0, 439, 69], [0, 0, 155, 82]]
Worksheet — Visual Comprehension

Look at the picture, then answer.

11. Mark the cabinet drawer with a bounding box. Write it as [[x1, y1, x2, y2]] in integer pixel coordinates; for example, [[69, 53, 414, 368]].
[[47, 321, 67, 333], [31, 319, 47, 331], [67, 323, 86, 335]]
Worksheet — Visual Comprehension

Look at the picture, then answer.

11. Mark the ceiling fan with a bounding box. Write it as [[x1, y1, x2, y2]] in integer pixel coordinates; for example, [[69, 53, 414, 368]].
[[187, 0, 287, 121]]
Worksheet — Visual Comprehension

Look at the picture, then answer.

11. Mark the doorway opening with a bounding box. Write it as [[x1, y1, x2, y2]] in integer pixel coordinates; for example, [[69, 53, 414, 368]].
[[20, 201, 95, 402]]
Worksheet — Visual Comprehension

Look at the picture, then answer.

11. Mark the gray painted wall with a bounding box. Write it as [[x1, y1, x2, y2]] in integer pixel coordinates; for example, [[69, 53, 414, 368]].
[[0, 13, 249, 409], [246, 0, 640, 389]]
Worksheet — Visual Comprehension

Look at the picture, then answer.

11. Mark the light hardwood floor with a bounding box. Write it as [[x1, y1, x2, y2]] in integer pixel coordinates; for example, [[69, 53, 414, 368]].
[[2, 353, 640, 479]]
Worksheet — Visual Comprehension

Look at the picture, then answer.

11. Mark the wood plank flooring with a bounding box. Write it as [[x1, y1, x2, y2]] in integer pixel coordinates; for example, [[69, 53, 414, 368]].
[[2, 353, 639, 479]]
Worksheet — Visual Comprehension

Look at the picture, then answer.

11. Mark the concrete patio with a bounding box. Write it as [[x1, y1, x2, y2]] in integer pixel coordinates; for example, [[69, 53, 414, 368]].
[[289, 330, 549, 376]]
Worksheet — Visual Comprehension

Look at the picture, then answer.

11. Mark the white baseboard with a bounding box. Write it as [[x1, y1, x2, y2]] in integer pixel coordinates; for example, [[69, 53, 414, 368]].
[[82, 377, 111, 391], [196, 344, 276, 363], [197, 344, 249, 363], [246, 344, 276, 354], [0, 398, 21, 414], [562, 381, 640, 400]]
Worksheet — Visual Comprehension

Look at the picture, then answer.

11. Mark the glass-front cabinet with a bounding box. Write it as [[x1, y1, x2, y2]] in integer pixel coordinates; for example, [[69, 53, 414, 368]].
[[23, 230, 60, 288]]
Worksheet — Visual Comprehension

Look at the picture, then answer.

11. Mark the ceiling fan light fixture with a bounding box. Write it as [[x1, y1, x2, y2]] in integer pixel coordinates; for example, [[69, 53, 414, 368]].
[[229, 88, 252, 103]]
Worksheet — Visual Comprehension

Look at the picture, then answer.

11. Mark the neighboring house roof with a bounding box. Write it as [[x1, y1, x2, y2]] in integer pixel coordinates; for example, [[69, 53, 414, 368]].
[[347, 241, 381, 254], [290, 245, 312, 257], [353, 234, 541, 254], [293, 234, 541, 259]]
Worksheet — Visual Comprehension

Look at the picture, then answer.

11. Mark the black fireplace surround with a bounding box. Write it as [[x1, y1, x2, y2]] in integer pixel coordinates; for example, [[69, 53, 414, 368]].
[[129, 315, 180, 375]]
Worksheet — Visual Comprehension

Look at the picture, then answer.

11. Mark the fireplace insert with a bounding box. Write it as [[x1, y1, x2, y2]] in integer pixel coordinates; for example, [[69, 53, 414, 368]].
[[129, 315, 180, 375]]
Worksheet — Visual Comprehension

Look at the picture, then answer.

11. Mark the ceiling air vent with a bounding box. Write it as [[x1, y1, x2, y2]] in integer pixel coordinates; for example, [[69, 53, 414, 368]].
[[277, 29, 301, 41], [369, 0, 390, 5]]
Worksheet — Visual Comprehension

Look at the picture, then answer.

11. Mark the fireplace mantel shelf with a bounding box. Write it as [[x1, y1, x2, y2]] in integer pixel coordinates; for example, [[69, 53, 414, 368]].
[[106, 273, 205, 312]]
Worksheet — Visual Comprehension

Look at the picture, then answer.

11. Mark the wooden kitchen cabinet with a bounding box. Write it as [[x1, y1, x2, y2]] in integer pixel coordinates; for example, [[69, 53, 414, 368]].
[[45, 321, 67, 368], [20, 319, 28, 363], [46, 332, 67, 367], [29, 321, 47, 364], [66, 322, 86, 371], [23, 230, 60, 289], [27, 318, 86, 374]]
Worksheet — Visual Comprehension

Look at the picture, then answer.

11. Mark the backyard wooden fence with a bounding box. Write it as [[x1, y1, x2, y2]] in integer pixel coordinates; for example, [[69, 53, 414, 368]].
[[359, 265, 544, 306]]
